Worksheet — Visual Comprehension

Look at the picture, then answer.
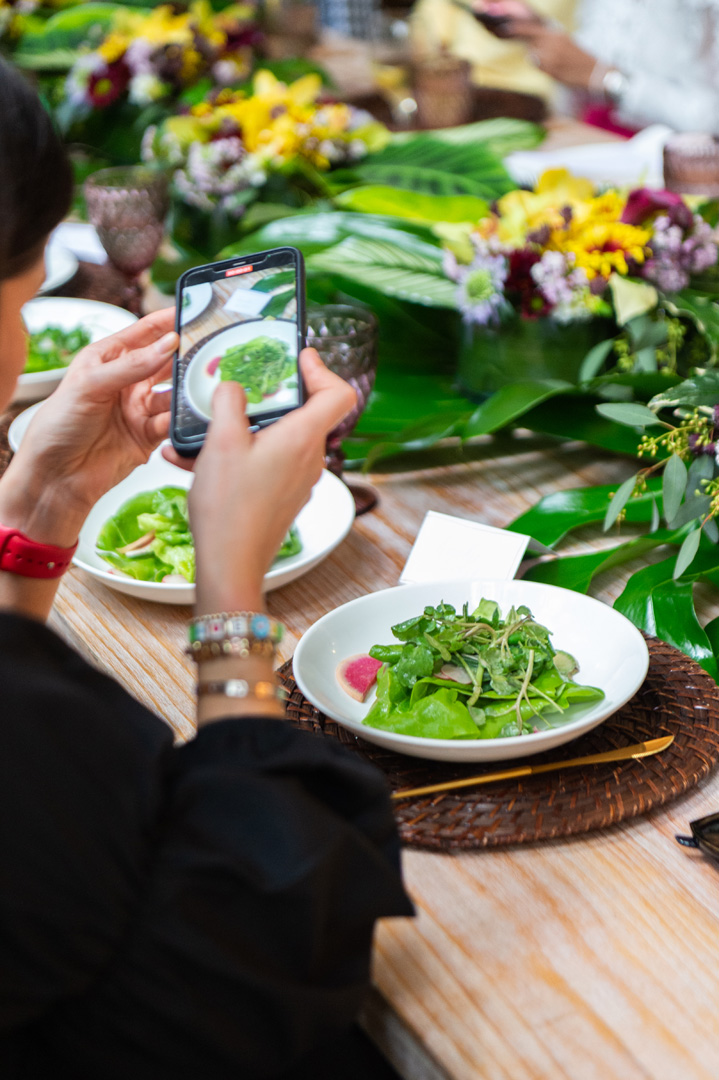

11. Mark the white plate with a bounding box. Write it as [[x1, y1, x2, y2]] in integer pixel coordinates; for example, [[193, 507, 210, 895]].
[[180, 281, 213, 327], [15, 298, 137, 404], [184, 318, 298, 421], [293, 579, 650, 763], [68, 454, 354, 604], [40, 241, 79, 294]]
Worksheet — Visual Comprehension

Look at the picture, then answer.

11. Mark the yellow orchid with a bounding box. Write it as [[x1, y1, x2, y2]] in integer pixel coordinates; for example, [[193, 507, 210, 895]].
[[493, 168, 596, 246], [97, 32, 129, 65]]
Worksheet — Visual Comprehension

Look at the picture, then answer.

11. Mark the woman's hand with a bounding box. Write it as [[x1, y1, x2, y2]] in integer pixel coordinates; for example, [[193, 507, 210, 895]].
[[164, 348, 356, 615], [518, 25, 597, 89], [0, 308, 177, 547]]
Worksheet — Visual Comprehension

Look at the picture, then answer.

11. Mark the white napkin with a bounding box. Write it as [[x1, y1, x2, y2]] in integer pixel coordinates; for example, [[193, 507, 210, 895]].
[[399, 511, 531, 586], [505, 124, 672, 190]]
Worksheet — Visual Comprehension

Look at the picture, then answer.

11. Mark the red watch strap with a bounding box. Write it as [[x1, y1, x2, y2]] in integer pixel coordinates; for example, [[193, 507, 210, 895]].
[[0, 527, 78, 579]]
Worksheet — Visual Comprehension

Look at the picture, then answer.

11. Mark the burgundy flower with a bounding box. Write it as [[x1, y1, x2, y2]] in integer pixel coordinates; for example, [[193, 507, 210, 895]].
[[87, 61, 130, 108], [622, 188, 693, 230], [506, 248, 551, 318]]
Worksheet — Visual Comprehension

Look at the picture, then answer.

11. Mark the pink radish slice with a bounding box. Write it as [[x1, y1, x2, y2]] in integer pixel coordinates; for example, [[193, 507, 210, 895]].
[[336, 654, 383, 702], [206, 357, 221, 376]]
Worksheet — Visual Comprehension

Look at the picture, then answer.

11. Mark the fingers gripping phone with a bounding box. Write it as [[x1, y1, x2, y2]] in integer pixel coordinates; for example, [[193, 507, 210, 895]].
[[170, 246, 306, 456]]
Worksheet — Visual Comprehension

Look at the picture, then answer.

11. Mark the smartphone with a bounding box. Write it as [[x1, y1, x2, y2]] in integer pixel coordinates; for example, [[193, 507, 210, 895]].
[[170, 246, 306, 456]]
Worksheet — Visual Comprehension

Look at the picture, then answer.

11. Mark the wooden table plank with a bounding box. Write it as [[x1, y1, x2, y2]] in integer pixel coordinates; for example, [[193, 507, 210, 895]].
[[43, 434, 719, 1080]]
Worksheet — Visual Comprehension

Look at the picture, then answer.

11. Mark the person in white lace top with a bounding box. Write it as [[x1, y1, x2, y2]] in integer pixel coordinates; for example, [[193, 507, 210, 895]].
[[475, 0, 719, 132]]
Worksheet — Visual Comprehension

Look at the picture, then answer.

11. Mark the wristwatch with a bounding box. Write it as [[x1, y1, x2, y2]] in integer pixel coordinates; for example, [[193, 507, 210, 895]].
[[0, 526, 78, 579]]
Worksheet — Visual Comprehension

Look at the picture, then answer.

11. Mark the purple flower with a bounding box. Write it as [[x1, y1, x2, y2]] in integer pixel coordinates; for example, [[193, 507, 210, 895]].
[[446, 240, 508, 326], [640, 212, 718, 293]]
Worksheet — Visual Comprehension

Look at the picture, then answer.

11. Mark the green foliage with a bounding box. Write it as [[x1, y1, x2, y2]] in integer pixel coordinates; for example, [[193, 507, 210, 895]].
[[308, 236, 456, 308], [508, 478, 663, 547], [334, 187, 489, 225], [13, 4, 123, 67]]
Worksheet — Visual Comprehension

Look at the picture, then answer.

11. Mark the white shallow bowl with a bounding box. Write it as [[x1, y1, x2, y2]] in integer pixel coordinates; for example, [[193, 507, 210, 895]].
[[15, 298, 137, 404], [180, 280, 213, 326], [293, 579, 650, 763], [184, 318, 298, 421], [40, 241, 79, 293], [69, 454, 354, 604]]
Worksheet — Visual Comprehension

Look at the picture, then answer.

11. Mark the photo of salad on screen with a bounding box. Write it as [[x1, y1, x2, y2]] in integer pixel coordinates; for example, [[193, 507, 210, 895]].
[[179, 266, 299, 423]]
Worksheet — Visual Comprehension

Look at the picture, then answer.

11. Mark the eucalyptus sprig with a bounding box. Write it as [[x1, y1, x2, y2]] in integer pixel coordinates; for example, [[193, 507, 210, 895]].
[[598, 375, 719, 578]]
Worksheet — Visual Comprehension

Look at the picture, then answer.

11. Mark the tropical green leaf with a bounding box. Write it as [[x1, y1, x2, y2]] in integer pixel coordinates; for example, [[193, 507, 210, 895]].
[[14, 3, 121, 59], [388, 117, 544, 156], [649, 369, 719, 410], [349, 162, 508, 200], [508, 477, 663, 547], [462, 380, 571, 439], [524, 529, 685, 593], [662, 453, 688, 523], [334, 186, 489, 224], [603, 473, 639, 531], [674, 526, 702, 578], [578, 338, 615, 382], [514, 396, 645, 455], [614, 551, 719, 678], [347, 128, 515, 200], [220, 211, 440, 261], [595, 402, 663, 427], [308, 237, 456, 308], [666, 289, 719, 358]]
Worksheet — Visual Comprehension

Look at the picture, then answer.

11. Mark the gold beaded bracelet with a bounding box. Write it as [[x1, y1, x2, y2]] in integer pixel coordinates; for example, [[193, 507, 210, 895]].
[[187, 637, 277, 663]]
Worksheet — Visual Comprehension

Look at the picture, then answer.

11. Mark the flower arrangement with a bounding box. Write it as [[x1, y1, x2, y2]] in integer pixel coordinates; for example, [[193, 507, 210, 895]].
[[63, 1, 261, 112], [444, 170, 718, 330], [143, 69, 388, 220]]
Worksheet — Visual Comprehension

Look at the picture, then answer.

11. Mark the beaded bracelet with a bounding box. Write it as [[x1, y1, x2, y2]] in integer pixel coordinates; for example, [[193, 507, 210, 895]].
[[187, 637, 277, 663], [196, 678, 287, 705], [188, 611, 284, 647]]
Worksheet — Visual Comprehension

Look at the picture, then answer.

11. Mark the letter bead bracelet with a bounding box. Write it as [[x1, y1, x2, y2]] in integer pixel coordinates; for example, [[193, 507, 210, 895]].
[[187, 611, 284, 662]]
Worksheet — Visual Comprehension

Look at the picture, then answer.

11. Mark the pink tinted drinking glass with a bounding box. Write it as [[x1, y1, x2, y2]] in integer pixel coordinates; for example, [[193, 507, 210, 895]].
[[306, 304, 379, 515], [84, 166, 169, 315]]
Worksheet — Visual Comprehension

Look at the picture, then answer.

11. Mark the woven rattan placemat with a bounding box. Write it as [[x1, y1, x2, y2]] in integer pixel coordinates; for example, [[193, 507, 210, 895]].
[[279, 636, 719, 850]]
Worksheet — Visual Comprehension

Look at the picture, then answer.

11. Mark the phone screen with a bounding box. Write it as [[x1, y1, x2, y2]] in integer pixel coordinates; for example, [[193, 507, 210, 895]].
[[172, 248, 304, 449]]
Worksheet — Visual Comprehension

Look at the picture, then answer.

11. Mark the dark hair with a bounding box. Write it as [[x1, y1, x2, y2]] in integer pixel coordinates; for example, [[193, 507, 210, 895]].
[[0, 59, 73, 281]]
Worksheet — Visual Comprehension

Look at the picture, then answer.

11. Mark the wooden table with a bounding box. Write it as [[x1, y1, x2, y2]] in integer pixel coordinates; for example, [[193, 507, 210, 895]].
[[39, 116, 719, 1080], [44, 433, 719, 1080]]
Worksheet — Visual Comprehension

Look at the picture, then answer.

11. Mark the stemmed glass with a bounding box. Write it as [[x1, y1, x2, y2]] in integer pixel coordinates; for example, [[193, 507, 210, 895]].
[[306, 304, 379, 516], [84, 166, 169, 315]]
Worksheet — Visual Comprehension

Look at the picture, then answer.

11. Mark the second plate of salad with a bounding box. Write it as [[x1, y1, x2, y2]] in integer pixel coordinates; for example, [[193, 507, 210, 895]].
[[72, 452, 355, 603], [16, 297, 137, 403]]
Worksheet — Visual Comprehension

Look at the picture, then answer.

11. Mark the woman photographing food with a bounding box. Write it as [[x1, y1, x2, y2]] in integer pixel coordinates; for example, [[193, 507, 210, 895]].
[[0, 60, 411, 1079]]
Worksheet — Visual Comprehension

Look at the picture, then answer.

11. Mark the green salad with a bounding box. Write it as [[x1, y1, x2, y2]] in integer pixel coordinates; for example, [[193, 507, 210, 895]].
[[25, 325, 91, 374], [364, 600, 604, 740], [218, 335, 295, 404], [96, 486, 302, 583]]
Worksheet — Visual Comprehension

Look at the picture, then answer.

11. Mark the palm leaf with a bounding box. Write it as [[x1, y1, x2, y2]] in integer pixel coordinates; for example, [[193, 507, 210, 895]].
[[388, 118, 545, 158], [14, 4, 124, 64], [308, 237, 456, 308]]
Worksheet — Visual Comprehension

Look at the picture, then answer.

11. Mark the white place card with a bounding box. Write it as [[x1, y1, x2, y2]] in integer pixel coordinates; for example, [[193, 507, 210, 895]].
[[399, 511, 531, 586], [223, 289, 270, 318]]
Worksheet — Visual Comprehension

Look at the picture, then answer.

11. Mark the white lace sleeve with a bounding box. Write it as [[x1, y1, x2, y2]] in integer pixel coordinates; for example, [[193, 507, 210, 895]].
[[575, 0, 719, 132]]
